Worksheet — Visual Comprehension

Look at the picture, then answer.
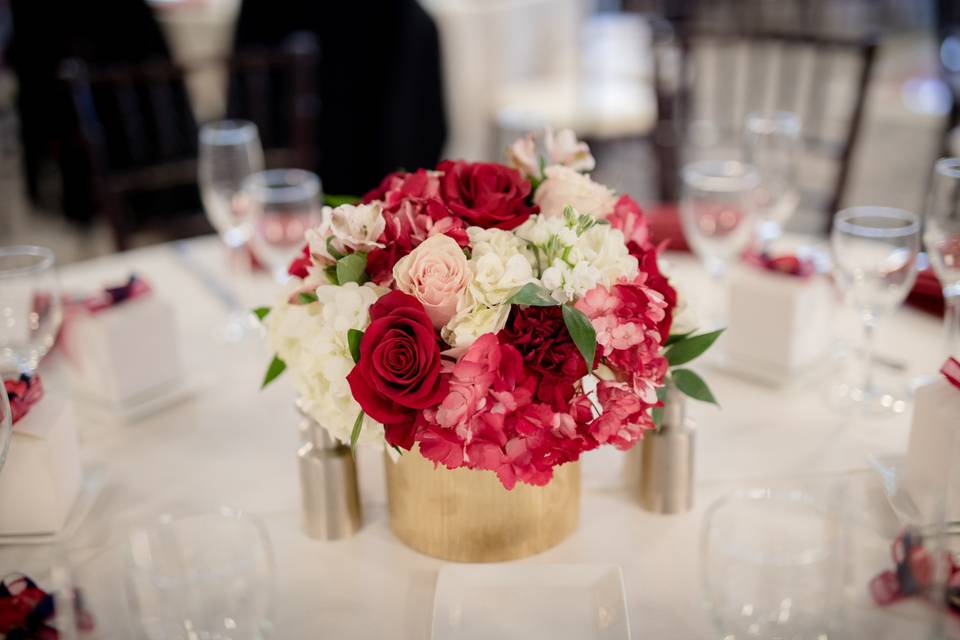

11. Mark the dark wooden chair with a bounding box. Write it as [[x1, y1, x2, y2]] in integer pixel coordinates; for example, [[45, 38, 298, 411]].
[[650, 23, 878, 232], [59, 33, 318, 251]]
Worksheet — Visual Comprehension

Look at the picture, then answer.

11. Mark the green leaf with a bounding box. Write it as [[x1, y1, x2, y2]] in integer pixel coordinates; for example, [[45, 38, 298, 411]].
[[347, 329, 364, 364], [561, 304, 596, 372], [252, 306, 271, 321], [336, 253, 368, 285], [326, 236, 345, 261], [350, 410, 365, 455], [664, 331, 692, 347], [651, 406, 664, 429], [665, 329, 724, 367], [507, 282, 559, 307], [671, 368, 718, 405], [324, 194, 361, 207], [297, 291, 318, 304], [324, 265, 338, 284], [261, 355, 287, 389]]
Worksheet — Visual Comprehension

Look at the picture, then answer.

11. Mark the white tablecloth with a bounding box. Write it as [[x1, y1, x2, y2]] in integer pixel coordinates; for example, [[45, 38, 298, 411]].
[[0, 236, 945, 638]]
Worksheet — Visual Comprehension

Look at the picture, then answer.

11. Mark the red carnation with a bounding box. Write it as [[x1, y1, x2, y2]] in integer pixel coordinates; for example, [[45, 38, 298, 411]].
[[436, 160, 537, 230], [346, 291, 448, 449], [497, 305, 588, 409]]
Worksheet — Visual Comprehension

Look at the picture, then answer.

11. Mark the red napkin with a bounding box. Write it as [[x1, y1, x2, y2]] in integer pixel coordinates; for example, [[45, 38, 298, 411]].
[[907, 268, 944, 317]]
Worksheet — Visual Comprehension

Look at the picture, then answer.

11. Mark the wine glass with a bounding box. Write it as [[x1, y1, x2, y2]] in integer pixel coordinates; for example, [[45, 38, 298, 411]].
[[680, 159, 760, 327], [742, 111, 802, 248], [0, 381, 10, 474], [246, 169, 323, 282], [198, 120, 265, 341], [125, 506, 275, 640], [924, 157, 960, 359], [0, 245, 63, 375], [930, 428, 960, 639], [831, 207, 920, 414], [701, 488, 843, 639]]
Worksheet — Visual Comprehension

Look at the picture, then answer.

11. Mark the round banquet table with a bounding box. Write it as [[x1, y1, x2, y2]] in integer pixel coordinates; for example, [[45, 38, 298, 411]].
[[0, 235, 947, 638]]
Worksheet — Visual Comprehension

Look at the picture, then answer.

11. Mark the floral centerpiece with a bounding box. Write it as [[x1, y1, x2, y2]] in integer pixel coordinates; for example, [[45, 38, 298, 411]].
[[257, 129, 719, 559], [259, 128, 718, 486]]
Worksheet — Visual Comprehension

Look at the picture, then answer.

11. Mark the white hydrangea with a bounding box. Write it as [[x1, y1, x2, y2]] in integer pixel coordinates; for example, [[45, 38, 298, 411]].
[[466, 227, 535, 306], [265, 281, 385, 448]]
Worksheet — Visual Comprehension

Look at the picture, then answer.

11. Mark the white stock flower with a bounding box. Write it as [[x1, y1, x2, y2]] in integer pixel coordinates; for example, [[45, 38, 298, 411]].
[[540, 259, 602, 303], [466, 227, 535, 306], [534, 165, 616, 219], [309, 202, 385, 260], [544, 127, 595, 172], [265, 281, 385, 448]]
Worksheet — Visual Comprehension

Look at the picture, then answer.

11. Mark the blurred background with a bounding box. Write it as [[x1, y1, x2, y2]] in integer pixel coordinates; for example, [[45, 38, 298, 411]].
[[0, 0, 957, 264]]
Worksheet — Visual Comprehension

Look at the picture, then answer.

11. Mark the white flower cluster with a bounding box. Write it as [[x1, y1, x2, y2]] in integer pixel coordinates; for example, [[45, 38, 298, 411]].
[[265, 281, 385, 447], [515, 207, 638, 303]]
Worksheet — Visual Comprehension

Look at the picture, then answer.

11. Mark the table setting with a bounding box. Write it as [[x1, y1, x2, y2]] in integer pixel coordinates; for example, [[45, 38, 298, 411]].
[[0, 116, 959, 640]]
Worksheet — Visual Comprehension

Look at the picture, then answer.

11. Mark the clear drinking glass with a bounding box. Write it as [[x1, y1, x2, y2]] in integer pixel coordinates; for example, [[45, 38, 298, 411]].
[[0, 245, 63, 375], [742, 111, 802, 247], [831, 207, 920, 413], [125, 507, 275, 640], [0, 381, 10, 474], [680, 160, 760, 327], [198, 120, 265, 342], [246, 169, 323, 282], [701, 488, 843, 640], [924, 157, 960, 359], [931, 429, 960, 639]]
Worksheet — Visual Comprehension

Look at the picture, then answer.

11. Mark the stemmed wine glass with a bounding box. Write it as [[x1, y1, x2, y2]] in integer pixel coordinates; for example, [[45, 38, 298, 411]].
[[742, 111, 802, 248], [198, 120, 265, 341], [0, 382, 10, 474], [924, 157, 960, 359], [0, 245, 63, 375], [246, 169, 323, 282], [831, 207, 920, 414], [680, 159, 760, 328]]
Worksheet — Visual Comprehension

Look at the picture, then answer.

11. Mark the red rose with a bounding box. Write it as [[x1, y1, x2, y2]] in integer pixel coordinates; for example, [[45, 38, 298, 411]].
[[287, 245, 311, 278], [497, 305, 588, 409], [346, 291, 448, 449], [436, 160, 537, 230]]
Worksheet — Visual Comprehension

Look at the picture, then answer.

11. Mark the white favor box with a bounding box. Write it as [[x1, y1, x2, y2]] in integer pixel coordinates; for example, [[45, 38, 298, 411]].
[[903, 378, 960, 522], [67, 296, 183, 405], [724, 267, 834, 377], [0, 394, 82, 535]]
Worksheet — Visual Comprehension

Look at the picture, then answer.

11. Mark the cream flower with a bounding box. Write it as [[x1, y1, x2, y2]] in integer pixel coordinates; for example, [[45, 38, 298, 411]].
[[309, 202, 385, 260], [265, 281, 385, 447], [393, 234, 472, 328], [544, 127, 595, 172], [577, 224, 639, 287], [441, 302, 511, 358], [534, 165, 616, 219], [466, 227, 535, 306], [507, 133, 539, 178]]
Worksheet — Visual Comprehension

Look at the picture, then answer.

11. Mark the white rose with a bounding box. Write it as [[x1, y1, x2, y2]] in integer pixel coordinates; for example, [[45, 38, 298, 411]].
[[466, 227, 535, 306], [544, 127, 595, 172], [441, 302, 511, 358], [534, 166, 616, 219], [393, 234, 472, 328]]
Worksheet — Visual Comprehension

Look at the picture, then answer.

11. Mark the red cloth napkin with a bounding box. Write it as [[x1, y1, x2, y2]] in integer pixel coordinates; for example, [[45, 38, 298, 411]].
[[907, 268, 945, 317]]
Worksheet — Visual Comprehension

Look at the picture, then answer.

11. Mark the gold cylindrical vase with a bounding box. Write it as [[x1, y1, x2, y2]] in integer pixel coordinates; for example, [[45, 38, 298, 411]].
[[384, 448, 580, 562]]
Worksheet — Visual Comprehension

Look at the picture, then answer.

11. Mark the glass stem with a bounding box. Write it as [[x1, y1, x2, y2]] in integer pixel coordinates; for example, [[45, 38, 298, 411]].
[[945, 292, 960, 359], [225, 242, 249, 310], [861, 319, 876, 394]]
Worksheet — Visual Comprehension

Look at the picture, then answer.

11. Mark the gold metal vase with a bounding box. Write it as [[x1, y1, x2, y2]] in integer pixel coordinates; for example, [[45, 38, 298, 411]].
[[384, 447, 581, 562]]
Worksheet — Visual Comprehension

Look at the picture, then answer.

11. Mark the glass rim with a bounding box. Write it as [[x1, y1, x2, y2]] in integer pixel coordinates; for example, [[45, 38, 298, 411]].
[[199, 119, 260, 146], [935, 157, 960, 179], [682, 159, 760, 193], [834, 206, 920, 238], [745, 110, 802, 135], [0, 245, 56, 279], [243, 168, 321, 204]]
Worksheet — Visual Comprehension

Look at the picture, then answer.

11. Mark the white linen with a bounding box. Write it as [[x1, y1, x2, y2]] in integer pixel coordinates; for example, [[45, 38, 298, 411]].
[[0, 236, 943, 637]]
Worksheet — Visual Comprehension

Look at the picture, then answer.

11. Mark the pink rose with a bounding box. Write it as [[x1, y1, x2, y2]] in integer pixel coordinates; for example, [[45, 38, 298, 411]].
[[392, 234, 471, 328]]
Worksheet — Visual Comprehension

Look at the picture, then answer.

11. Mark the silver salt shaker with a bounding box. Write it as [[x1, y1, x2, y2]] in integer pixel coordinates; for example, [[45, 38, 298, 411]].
[[638, 384, 695, 514], [297, 412, 362, 540]]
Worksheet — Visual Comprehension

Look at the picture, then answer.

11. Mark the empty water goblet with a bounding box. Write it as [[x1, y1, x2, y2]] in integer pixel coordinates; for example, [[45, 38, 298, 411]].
[[742, 111, 802, 248], [924, 158, 960, 360], [0, 245, 63, 375]]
